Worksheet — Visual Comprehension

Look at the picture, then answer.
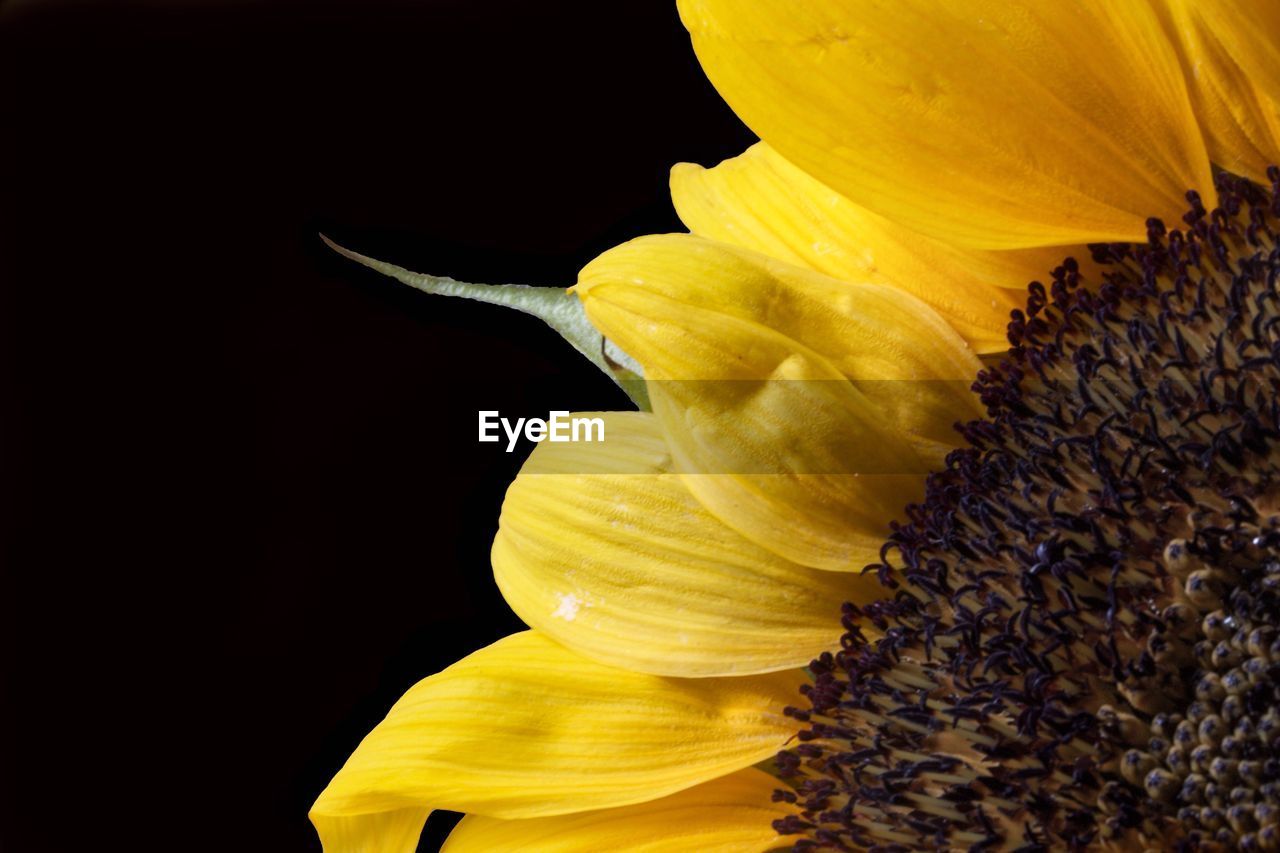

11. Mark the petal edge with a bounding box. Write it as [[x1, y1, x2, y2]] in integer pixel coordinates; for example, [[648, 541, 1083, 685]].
[[310, 631, 804, 852]]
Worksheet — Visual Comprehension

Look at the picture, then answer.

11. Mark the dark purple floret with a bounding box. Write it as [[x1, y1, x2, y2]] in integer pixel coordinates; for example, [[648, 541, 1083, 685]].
[[774, 172, 1280, 851]]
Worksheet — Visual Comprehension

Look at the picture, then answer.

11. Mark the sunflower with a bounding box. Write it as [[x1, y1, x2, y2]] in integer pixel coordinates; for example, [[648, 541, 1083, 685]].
[[311, 1, 1280, 850]]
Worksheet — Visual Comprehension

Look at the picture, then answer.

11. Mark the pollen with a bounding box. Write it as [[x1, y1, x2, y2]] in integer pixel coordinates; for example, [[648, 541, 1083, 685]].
[[552, 593, 583, 621], [774, 171, 1280, 851]]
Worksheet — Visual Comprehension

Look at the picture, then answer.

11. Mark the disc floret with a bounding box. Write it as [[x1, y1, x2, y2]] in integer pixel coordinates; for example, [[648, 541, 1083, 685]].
[[776, 172, 1280, 851]]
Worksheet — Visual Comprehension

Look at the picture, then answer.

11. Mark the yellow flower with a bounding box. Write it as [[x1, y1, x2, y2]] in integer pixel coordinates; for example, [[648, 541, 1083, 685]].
[[313, 2, 1280, 850]]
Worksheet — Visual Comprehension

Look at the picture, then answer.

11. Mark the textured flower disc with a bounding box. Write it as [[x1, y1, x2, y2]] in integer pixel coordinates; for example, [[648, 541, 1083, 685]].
[[776, 173, 1280, 851]]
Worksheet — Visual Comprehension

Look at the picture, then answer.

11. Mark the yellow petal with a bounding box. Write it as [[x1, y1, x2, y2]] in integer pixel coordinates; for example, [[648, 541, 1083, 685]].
[[575, 235, 980, 570], [578, 235, 983, 462], [1159, 0, 1280, 183], [441, 768, 793, 852], [1186, 0, 1280, 111], [671, 142, 1051, 353], [678, 0, 1212, 249], [494, 410, 874, 676], [310, 631, 803, 852], [312, 809, 429, 853]]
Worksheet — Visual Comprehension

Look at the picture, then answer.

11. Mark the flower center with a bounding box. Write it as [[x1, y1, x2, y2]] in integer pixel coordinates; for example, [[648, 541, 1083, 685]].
[[774, 171, 1280, 851]]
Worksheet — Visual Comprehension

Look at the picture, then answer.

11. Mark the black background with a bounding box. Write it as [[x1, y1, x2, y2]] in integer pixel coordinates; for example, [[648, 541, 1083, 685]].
[[0, 1, 753, 849]]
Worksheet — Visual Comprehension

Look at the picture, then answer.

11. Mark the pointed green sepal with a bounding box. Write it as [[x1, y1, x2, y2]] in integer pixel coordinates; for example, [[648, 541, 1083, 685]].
[[321, 235, 648, 410]]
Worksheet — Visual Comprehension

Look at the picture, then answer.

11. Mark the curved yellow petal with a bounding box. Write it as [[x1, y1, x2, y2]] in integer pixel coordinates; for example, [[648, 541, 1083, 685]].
[[575, 235, 980, 570], [1159, 0, 1280, 183], [312, 808, 429, 853], [671, 142, 1053, 353], [310, 631, 804, 852], [578, 235, 983, 462], [441, 768, 794, 852], [678, 0, 1212, 249], [1187, 0, 1280, 111], [494, 410, 874, 676]]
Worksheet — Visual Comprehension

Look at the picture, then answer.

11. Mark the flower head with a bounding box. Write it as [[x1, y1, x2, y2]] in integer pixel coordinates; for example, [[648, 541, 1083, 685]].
[[777, 176, 1280, 850], [311, 2, 1280, 851]]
